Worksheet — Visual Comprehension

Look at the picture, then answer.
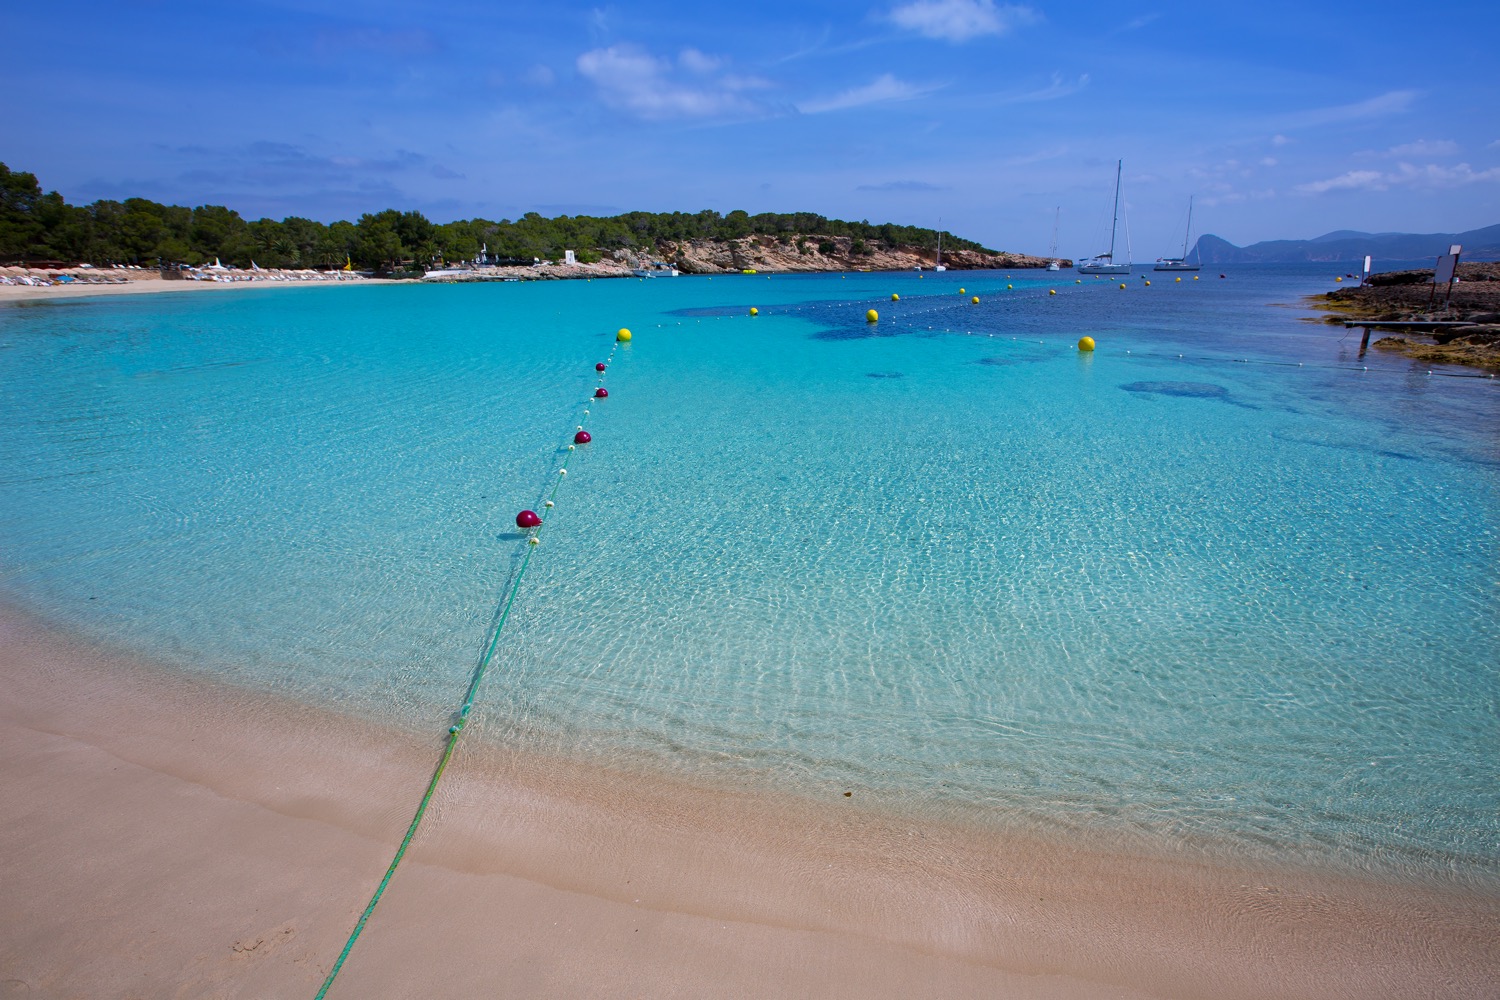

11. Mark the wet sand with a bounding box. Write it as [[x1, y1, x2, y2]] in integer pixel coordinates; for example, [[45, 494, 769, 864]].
[[2, 605, 1496, 1000]]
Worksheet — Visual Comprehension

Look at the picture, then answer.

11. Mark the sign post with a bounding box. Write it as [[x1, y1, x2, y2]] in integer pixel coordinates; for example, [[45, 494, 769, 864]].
[[1430, 245, 1461, 309]]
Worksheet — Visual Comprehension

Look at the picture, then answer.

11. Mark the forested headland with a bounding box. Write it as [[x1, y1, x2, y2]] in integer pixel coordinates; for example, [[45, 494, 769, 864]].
[[0, 162, 993, 273]]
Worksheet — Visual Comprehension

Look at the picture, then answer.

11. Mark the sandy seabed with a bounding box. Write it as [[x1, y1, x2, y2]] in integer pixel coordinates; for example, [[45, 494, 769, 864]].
[[2, 606, 1496, 1000]]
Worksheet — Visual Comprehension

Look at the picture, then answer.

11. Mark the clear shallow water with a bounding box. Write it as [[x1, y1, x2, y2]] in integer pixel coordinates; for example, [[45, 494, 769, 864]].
[[2, 268, 1497, 881]]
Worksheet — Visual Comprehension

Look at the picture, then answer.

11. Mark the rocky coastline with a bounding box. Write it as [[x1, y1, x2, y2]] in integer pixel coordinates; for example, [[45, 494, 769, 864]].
[[424, 235, 1062, 283], [1310, 262, 1500, 369]]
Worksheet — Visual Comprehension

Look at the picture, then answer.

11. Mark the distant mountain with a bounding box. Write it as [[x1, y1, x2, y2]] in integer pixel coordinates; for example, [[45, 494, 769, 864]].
[[1192, 224, 1500, 264]]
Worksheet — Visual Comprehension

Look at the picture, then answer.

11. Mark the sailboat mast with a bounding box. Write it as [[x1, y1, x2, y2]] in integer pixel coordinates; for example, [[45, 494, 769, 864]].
[[936, 219, 942, 267], [1181, 196, 1194, 259], [1109, 159, 1121, 259], [1049, 207, 1059, 257]]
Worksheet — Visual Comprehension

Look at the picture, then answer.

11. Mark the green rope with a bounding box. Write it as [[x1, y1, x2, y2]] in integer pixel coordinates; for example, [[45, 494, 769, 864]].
[[314, 348, 614, 999]]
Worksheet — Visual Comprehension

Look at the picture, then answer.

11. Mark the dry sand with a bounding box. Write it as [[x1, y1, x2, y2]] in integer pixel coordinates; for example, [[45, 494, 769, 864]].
[[0, 273, 382, 305], [2, 605, 1496, 1000]]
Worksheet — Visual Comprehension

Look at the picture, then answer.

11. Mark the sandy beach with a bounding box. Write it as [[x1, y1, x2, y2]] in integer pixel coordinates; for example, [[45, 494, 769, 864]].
[[0, 271, 385, 305], [2, 604, 1496, 1000]]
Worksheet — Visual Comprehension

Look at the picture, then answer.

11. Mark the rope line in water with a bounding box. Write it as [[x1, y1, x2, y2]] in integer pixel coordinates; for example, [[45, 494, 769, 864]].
[[313, 342, 618, 1000]]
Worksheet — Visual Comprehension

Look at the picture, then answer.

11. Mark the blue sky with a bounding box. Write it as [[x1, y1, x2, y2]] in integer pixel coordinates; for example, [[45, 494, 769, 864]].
[[5, 1, 1498, 256]]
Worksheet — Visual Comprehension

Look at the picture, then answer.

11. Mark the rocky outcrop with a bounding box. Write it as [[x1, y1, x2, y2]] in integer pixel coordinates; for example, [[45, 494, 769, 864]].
[[1310, 262, 1500, 369], [633, 235, 1059, 274], [424, 235, 1060, 285]]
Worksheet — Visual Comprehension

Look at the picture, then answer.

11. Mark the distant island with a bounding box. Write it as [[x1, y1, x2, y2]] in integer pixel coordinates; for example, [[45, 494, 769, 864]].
[[1192, 224, 1500, 264], [0, 162, 1056, 276]]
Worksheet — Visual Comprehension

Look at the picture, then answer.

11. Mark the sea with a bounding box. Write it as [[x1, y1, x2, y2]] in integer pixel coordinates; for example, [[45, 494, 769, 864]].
[[2, 264, 1496, 886]]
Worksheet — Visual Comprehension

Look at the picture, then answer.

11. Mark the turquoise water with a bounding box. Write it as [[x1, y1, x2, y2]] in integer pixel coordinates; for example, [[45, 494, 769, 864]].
[[2, 268, 1497, 881]]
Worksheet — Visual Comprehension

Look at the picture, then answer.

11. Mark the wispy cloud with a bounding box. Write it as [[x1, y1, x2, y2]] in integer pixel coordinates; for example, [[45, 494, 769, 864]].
[[1278, 90, 1418, 130], [1114, 12, 1162, 33], [576, 45, 768, 120], [311, 26, 439, 57], [1381, 139, 1459, 157], [1296, 162, 1500, 194], [1295, 170, 1386, 195], [1000, 72, 1089, 104], [797, 73, 938, 114], [886, 0, 1040, 43], [855, 180, 950, 192], [998, 145, 1068, 167]]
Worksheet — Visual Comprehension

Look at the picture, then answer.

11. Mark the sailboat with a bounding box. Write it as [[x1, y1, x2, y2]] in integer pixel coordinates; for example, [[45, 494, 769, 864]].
[[1077, 160, 1131, 275], [1046, 207, 1061, 271], [1154, 196, 1201, 271], [934, 221, 947, 271]]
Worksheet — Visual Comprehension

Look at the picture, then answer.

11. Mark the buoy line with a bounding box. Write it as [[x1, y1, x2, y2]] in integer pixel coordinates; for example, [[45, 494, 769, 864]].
[[313, 337, 623, 1000]]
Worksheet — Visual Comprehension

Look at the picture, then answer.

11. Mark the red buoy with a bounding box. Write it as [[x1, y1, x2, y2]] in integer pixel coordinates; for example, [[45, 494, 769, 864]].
[[574, 430, 592, 444], [595, 388, 609, 398], [595, 363, 606, 372], [515, 510, 541, 529]]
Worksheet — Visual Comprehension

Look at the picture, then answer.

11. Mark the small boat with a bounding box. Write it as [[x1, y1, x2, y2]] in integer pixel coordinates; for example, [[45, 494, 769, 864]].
[[1077, 161, 1131, 275], [935, 221, 947, 271], [1154, 196, 1201, 271], [633, 261, 680, 277], [1046, 207, 1061, 271]]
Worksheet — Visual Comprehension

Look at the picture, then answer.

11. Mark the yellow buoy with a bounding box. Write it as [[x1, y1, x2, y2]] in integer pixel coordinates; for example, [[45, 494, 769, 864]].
[[1175, 277, 1182, 282], [891, 293, 900, 301], [866, 309, 879, 323], [1078, 336, 1096, 352], [1007, 284, 1013, 289], [959, 288, 966, 294], [1335, 276, 1343, 282], [1119, 283, 1127, 289], [1194, 276, 1199, 280], [970, 296, 979, 304], [749, 307, 758, 316], [1049, 289, 1056, 295], [616, 328, 632, 342], [1075, 279, 1081, 284], [1144, 280, 1151, 286]]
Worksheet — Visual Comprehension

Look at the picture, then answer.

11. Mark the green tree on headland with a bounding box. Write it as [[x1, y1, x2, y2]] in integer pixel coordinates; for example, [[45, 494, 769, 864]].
[[0, 161, 995, 271]]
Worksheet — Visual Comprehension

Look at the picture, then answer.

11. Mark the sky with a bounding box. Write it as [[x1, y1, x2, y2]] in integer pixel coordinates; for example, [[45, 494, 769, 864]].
[[5, 1, 1499, 257]]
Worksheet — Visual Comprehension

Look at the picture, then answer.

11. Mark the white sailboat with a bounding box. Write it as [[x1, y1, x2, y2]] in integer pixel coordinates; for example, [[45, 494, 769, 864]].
[[1046, 207, 1061, 271], [1154, 196, 1201, 271], [1077, 160, 1131, 275], [934, 221, 947, 271]]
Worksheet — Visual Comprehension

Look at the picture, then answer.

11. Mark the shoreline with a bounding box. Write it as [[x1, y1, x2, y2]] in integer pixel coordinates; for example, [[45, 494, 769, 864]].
[[1309, 262, 1500, 369], [3, 604, 1496, 999]]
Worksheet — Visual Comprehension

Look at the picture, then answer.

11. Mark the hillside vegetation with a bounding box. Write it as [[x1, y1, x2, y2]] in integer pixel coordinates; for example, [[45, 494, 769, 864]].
[[1, 162, 996, 272]]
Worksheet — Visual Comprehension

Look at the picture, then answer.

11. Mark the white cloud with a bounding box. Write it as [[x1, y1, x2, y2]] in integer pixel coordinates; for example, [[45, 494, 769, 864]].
[[1272, 134, 1292, 146], [1383, 139, 1459, 157], [1296, 161, 1500, 194], [1260, 157, 1278, 167], [576, 45, 763, 120], [1296, 170, 1386, 194], [887, 0, 1040, 43], [522, 65, 555, 87], [678, 48, 720, 74], [797, 73, 935, 114], [1280, 90, 1418, 129], [1001, 72, 1089, 104], [1118, 13, 1163, 32]]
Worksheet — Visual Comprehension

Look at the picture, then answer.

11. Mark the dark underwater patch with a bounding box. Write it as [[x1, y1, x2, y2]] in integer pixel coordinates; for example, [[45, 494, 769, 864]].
[[1120, 381, 1230, 399], [1119, 380, 1260, 410], [865, 371, 904, 379]]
